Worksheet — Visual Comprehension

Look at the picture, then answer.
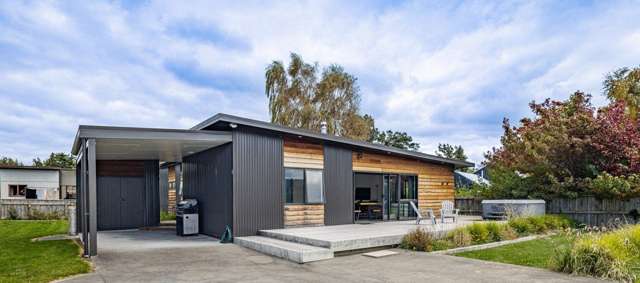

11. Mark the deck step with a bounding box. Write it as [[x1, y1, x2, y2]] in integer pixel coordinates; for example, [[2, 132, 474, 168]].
[[258, 229, 332, 249], [235, 236, 334, 263]]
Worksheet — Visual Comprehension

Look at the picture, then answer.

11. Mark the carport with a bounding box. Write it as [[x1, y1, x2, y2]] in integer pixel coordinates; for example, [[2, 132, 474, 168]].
[[71, 125, 231, 256]]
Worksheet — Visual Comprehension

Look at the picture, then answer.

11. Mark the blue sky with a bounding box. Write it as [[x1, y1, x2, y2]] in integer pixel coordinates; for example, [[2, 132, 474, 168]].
[[1, 1, 639, 165]]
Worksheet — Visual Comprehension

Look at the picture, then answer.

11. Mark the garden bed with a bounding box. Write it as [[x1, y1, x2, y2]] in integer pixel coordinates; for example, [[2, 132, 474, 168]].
[[399, 214, 573, 253]]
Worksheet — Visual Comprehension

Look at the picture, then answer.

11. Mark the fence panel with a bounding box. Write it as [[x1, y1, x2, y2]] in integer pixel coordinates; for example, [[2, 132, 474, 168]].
[[454, 197, 483, 215], [546, 197, 639, 226], [0, 199, 74, 219]]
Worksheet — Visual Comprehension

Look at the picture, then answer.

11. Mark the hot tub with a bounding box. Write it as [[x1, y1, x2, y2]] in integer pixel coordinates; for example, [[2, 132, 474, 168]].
[[481, 199, 546, 219]]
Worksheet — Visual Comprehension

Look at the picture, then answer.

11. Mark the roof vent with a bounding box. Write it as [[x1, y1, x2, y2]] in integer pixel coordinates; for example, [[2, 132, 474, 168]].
[[320, 121, 328, 134]]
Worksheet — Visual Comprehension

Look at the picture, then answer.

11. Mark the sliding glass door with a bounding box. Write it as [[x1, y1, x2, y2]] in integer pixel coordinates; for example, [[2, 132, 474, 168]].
[[383, 174, 417, 220], [399, 175, 418, 220]]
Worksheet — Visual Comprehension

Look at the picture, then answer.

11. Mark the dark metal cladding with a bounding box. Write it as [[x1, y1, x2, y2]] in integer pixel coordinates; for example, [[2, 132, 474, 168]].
[[323, 145, 354, 225], [159, 167, 169, 212], [144, 161, 160, 227], [232, 128, 284, 236], [182, 143, 233, 237]]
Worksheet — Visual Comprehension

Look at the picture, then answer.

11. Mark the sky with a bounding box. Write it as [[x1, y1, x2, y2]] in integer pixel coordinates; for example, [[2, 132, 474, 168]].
[[1, 0, 639, 166]]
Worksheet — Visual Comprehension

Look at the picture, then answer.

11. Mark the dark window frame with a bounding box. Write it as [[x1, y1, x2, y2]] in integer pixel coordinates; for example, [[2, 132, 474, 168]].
[[284, 167, 324, 205], [8, 184, 27, 197]]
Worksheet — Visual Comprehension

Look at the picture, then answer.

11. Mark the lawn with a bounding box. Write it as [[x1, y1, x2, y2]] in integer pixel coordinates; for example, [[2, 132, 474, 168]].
[[455, 235, 572, 268], [0, 220, 91, 283]]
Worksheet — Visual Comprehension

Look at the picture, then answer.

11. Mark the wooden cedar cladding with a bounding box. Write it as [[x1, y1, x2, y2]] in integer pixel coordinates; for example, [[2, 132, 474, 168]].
[[352, 151, 455, 215], [97, 160, 145, 177], [283, 138, 325, 227], [283, 138, 324, 169], [167, 166, 177, 212]]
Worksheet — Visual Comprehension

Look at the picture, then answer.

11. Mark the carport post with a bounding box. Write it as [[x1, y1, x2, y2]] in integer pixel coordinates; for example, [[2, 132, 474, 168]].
[[87, 139, 98, 256]]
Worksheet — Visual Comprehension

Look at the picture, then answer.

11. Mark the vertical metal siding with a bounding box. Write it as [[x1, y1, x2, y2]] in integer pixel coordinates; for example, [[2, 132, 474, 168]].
[[323, 145, 354, 225], [182, 143, 233, 237], [232, 128, 284, 236], [144, 161, 160, 227], [159, 167, 169, 212]]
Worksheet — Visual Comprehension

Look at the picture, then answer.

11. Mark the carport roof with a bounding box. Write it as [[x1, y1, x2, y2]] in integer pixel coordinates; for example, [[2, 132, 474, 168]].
[[192, 113, 474, 168], [71, 125, 231, 161]]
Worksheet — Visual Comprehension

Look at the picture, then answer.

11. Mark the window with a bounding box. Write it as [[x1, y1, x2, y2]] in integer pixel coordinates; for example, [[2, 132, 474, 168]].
[[284, 168, 324, 204], [8, 185, 27, 197]]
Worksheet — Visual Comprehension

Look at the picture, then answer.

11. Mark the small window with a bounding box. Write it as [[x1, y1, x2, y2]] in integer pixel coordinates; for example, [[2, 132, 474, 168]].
[[305, 170, 324, 203], [284, 168, 323, 204], [285, 168, 305, 203], [8, 185, 27, 197]]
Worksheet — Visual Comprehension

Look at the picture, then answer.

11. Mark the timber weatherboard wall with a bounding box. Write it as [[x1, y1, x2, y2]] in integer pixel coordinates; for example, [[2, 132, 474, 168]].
[[232, 128, 284, 236], [159, 167, 168, 212], [182, 143, 233, 237], [352, 151, 455, 216], [283, 139, 325, 227], [323, 144, 354, 225]]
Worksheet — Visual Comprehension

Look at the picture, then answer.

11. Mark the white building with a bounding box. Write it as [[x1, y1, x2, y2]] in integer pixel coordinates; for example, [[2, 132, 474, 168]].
[[0, 167, 62, 200]]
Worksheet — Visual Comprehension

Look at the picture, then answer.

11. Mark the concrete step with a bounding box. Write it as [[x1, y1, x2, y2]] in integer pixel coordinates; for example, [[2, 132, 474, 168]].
[[258, 230, 332, 249], [235, 236, 334, 263]]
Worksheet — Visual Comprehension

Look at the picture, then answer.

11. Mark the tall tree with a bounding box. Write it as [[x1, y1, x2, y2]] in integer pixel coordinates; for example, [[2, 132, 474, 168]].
[[604, 66, 640, 119], [33, 152, 76, 168], [369, 128, 420, 150], [435, 143, 467, 161], [265, 53, 374, 140], [0, 156, 23, 166]]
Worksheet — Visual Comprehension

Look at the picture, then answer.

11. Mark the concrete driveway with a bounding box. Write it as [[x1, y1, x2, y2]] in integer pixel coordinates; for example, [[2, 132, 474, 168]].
[[63, 230, 602, 283]]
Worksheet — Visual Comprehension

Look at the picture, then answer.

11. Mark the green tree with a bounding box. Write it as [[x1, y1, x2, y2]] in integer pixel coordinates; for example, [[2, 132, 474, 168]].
[[435, 143, 467, 161], [265, 53, 374, 141], [33, 153, 75, 168], [604, 66, 640, 119], [369, 128, 420, 150], [0, 156, 23, 166]]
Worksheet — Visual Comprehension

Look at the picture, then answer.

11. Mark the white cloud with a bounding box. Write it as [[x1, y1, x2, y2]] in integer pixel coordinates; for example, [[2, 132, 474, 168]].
[[0, 1, 639, 165]]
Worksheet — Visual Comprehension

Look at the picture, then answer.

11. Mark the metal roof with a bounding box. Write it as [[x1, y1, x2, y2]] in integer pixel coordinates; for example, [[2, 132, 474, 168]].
[[192, 113, 474, 168], [71, 125, 232, 161]]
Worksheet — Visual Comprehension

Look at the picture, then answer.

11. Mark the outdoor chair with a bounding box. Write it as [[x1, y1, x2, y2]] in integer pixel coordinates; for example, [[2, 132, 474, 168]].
[[440, 200, 459, 223], [410, 201, 436, 225]]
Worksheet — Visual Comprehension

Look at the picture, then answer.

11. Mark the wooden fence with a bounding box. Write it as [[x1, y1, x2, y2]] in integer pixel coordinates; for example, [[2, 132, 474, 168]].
[[547, 197, 640, 226], [0, 199, 74, 219], [455, 197, 483, 215], [455, 196, 640, 226]]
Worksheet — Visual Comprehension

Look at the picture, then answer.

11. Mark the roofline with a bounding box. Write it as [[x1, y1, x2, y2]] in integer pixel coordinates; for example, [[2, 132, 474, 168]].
[[192, 113, 474, 168], [0, 166, 63, 171], [71, 125, 232, 155]]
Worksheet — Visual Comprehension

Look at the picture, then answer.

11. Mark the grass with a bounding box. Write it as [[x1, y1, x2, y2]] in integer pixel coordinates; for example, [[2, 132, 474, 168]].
[[0, 220, 91, 283], [160, 211, 176, 221], [455, 235, 572, 268]]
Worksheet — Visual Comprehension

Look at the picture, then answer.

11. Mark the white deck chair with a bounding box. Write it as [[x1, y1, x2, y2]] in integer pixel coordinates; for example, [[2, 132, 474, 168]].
[[441, 200, 459, 223], [410, 201, 436, 225]]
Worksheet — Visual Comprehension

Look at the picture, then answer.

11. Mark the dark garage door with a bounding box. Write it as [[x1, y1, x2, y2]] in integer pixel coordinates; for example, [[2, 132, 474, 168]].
[[97, 176, 145, 230]]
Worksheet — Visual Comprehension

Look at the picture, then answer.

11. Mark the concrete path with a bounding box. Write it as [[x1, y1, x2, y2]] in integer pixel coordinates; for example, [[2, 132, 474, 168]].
[[63, 230, 602, 283]]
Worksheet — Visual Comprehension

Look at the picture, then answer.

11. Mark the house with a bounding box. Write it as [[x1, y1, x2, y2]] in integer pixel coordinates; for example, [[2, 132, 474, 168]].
[[159, 162, 180, 213], [71, 113, 473, 256], [0, 166, 67, 200], [454, 170, 490, 188]]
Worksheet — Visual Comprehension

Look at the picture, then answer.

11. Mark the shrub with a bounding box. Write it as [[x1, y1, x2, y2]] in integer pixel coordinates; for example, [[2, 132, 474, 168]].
[[466, 223, 490, 244], [447, 227, 472, 247], [508, 217, 534, 235], [499, 224, 519, 240], [551, 224, 640, 282], [526, 216, 549, 233], [27, 209, 64, 220], [400, 228, 435, 252], [485, 222, 504, 242], [160, 211, 176, 221], [7, 207, 20, 220]]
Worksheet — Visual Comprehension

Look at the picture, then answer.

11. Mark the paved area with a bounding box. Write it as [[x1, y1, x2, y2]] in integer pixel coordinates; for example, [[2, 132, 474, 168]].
[[63, 229, 603, 283]]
